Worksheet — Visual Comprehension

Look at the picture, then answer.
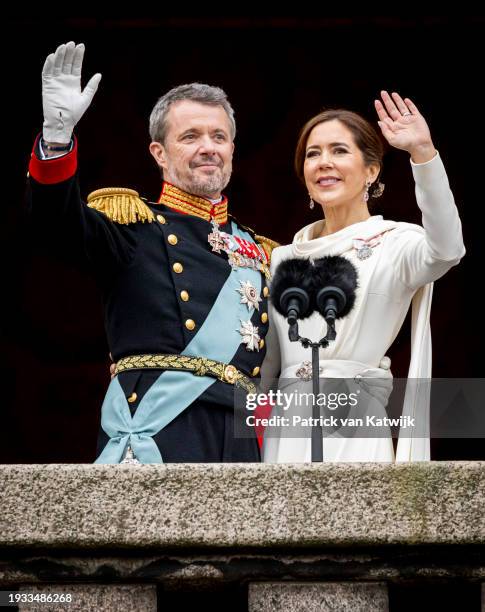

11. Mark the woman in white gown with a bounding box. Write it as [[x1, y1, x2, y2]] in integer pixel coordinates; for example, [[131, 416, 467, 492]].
[[260, 91, 465, 463]]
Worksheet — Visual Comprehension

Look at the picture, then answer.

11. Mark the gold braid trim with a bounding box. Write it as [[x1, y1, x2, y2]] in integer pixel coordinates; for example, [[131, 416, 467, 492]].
[[159, 182, 228, 224], [159, 194, 212, 221], [255, 234, 280, 263], [114, 353, 256, 394], [87, 187, 155, 225]]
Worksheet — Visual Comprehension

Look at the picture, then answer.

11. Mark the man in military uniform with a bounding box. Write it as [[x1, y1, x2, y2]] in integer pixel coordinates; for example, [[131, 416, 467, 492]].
[[27, 41, 277, 464]]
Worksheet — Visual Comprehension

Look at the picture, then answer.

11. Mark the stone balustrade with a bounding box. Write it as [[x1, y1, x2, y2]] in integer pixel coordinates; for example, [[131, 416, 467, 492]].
[[1, 462, 484, 611]]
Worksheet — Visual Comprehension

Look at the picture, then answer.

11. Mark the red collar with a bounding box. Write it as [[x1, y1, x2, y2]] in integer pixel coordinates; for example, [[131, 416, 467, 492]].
[[158, 182, 228, 224]]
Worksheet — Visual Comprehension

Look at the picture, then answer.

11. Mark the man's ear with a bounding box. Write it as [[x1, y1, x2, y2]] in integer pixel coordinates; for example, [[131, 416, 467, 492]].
[[149, 141, 167, 171]]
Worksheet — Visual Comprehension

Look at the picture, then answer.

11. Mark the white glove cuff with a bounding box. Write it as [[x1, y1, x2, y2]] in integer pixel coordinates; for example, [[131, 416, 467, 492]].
[[42, 116, 73, 144]]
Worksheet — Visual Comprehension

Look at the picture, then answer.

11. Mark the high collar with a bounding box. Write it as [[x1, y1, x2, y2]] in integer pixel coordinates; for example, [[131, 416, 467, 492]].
[[158, 181, 228, 224], [292, 215, 401, 257]]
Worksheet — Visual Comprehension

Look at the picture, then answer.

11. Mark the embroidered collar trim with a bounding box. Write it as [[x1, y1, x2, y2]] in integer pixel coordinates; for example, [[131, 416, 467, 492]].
[[158, 181, 228, 224]]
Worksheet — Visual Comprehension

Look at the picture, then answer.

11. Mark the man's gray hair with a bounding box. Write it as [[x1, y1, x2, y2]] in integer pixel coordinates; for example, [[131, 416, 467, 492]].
[[149, 83, 236, 144]]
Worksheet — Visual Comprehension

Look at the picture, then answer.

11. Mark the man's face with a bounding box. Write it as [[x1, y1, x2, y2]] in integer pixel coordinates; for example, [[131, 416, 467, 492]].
[[150, 100, 234, 199]]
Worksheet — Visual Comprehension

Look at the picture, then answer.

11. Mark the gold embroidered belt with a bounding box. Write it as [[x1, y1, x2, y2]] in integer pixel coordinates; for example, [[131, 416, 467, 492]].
[[114, 353, 256, 394]]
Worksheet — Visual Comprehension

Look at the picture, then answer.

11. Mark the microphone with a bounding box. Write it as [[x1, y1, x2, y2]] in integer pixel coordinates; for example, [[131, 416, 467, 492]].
[[271, 255, 358, 341], [312, 256, 358, 327], [281, 287, 309, 327], [271, 259, 314, 340]]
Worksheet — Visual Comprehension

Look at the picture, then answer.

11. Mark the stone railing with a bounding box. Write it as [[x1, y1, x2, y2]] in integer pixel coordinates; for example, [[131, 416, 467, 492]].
[[1, 463, 484, 611]]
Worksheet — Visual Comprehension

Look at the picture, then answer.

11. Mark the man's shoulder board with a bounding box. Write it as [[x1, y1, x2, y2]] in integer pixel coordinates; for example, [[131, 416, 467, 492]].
[[87, 187, 154, 225]]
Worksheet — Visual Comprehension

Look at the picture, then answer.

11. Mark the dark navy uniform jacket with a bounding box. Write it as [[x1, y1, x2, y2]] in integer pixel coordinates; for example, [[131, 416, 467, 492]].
[[27, 135, 275, 462]]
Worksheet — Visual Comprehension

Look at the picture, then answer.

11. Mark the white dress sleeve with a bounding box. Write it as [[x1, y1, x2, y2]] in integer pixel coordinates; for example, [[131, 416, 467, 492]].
[[390, 152, 466, 291]]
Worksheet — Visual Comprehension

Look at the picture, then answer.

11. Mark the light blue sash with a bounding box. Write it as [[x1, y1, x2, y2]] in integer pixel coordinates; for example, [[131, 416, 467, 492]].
[[95, 222, 262, 463]]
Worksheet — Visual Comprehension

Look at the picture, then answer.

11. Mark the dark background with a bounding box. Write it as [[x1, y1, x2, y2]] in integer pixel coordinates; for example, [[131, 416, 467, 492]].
[[2, 15, 483, 463]]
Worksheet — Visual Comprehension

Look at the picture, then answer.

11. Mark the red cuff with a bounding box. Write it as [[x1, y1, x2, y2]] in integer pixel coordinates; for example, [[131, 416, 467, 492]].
[[28, 134, 78, 184]]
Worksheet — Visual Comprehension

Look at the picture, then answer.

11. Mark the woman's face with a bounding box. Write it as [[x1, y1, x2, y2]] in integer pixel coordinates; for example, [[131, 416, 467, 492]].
[[303, 119, 378, 209]]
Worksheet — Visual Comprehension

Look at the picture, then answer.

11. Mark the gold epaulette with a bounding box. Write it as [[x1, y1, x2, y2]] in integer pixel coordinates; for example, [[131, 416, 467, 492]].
[[87, 187, 155, 225], [255, 234, 280, 262]]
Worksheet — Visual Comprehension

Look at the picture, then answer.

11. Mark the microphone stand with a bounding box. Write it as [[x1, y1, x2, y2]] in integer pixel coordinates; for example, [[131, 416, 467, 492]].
[[288, 321, 337, 462]]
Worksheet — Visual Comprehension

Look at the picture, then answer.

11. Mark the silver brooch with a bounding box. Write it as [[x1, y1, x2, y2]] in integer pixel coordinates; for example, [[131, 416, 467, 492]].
[[356, 244, 373, 260], [353, 234, 385, 260], [353, 238, 374, 260], [295, 360, 324, 381], [237, 280, 262, 311], [120, 444, 142, 465], [238, 320, 261, 351]]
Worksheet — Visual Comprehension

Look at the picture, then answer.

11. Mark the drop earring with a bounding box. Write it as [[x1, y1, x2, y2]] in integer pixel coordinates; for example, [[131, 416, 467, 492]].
[[363, 179, 372, 203], [373, 181, 385, 198], [309, 195, 315, 210]]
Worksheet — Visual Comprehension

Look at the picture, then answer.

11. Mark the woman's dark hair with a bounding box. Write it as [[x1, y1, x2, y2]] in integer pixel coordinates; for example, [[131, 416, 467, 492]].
[[294, 109, 384, 198]]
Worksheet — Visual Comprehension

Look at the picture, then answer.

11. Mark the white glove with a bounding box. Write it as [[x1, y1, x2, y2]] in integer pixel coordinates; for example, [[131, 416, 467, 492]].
[[42, 41, 102, 144]]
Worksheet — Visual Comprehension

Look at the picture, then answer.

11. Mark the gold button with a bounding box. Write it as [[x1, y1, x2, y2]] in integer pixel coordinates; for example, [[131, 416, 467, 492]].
[[185, 319, 196, 331], [180, 290, 189, 302], [261, 312, 268, 324], [167, 234, 178, 245], [252, 367, 260, 377], [157, 214, 166, 224], [127, 392, 137, 403], [173, 262, 183, 274], [263, 286, 269, 297], [259, 339, 265, 349]]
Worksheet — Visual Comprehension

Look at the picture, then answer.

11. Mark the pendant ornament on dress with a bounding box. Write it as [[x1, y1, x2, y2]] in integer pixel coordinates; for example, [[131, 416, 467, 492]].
[[355, 242, 373, 260], [352, 234, 385, 261], [295, 360, 324, 381]]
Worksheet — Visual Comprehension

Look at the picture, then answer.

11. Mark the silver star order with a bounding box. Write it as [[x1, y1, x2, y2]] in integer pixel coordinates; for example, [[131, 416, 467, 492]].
[[237, 280, 262, 311], [238, 320, 260, 351]]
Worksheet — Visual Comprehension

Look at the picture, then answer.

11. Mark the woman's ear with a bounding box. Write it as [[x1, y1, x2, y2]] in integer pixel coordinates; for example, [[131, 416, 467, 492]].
[[368, 163, 380, 184]]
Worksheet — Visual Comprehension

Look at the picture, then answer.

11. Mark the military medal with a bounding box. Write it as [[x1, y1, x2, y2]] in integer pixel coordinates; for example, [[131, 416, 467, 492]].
[[228, 251, 244, 269], [208, 222, 226, 253], [208, 220, 271, 280], [238, 320, 261, 351]]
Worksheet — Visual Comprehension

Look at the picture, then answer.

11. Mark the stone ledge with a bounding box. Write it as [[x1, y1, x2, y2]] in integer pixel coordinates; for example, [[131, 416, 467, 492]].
[[1, 462, 484, 549], [2, 549, 485, 586]]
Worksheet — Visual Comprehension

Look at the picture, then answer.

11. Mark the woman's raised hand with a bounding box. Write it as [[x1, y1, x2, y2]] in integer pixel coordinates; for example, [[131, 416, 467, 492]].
[[375, 91, 436, 163]]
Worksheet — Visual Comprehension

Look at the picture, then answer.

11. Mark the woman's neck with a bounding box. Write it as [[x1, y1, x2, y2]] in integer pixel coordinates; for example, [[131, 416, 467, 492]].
[[318, 204, 371, 237]]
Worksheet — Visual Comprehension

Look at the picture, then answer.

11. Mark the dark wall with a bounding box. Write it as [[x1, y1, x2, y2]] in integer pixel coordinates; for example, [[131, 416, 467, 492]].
[[3, 16, 483, 462]]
